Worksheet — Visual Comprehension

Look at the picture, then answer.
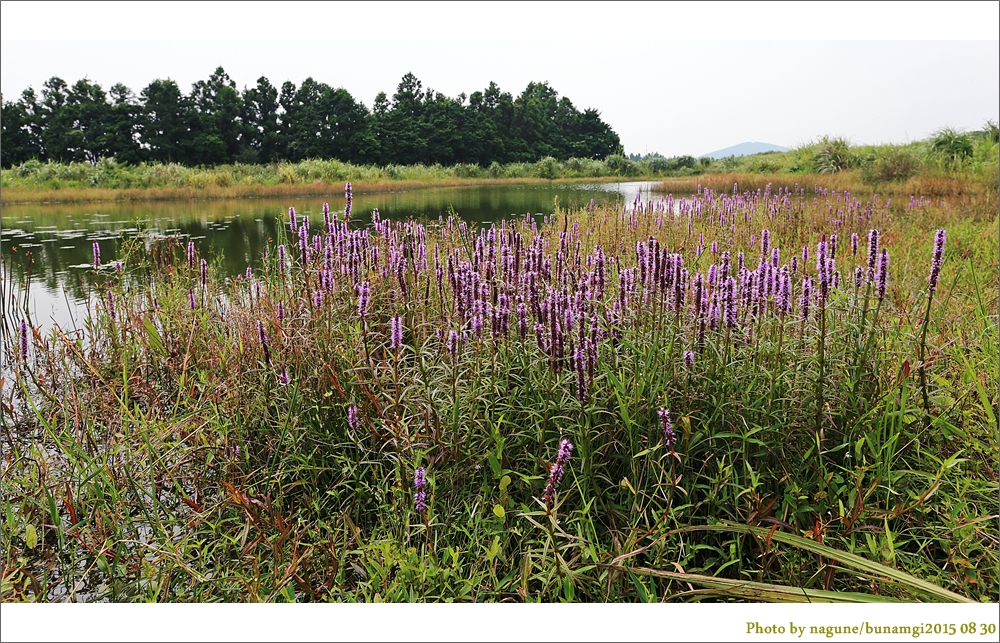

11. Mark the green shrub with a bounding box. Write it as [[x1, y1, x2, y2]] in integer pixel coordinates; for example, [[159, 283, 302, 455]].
[[860, 147, 920, 184], [812, 136, 854, 174]]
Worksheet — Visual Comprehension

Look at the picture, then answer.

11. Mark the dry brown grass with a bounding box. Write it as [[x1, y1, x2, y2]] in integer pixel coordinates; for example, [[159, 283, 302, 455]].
[[654, 171, 998, 201]]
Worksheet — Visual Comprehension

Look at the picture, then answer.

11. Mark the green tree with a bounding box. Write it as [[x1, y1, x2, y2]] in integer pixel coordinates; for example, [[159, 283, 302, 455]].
[[65, 78, 111, 163], [140, 78, 194, 164], [241, 76, 281, 163], [1, 90, 43, 167], [382, 72, 426, 165], [106, 83, 144, 164], [38, 77, 76, 162], [189, 67, 243, 165]]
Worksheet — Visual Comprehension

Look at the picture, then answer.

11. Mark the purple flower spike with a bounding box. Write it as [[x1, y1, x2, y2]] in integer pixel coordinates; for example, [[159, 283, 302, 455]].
[[800, 277, 812, 321], [289, 207, 297, 231], [928, 229, 945, 292], [278, 244, 286, 273], [20, 319, 29, 359], [448, 330, 460, 360], [187, 241, 195, 269], [684, 351, 695, 368], [347, 404, 359, 431], [877, 249, 889, 301], [258, 320, 272, 365], [189, 291, 196, 310], [357, 282, 370, 318], [723, 276, 737, 329], [390, 315, 403, 351], [93, 241, 101, 267], [414, 466, 428, 513], [544, 439, 574, 507], [345, 182, 353, 220], [658, 407, 675, 450], [278, 300, 285, 321], [200, 258, 208, 287], [867, 229, 879, 278]]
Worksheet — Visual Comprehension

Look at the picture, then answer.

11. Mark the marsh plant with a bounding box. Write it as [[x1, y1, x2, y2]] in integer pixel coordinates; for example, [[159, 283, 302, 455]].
[[1, 181, 996, 603]]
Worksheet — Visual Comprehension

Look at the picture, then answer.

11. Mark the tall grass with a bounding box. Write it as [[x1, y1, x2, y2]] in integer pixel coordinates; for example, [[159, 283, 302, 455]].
[[1, 156, 645, 205], [2, 180, 996, 602]]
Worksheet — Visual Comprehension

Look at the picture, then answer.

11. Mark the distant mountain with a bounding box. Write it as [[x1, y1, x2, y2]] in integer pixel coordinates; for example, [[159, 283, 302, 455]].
[[699, 142, 789, 159]]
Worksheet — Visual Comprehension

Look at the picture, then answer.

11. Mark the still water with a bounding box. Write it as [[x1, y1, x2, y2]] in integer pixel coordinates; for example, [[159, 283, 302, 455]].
[[1, 181, 664, 336]]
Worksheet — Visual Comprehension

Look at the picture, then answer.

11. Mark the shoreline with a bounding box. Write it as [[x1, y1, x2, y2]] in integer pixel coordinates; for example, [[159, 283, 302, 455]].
[[0, 175, 664, 206], [5, 171, 993, 206]]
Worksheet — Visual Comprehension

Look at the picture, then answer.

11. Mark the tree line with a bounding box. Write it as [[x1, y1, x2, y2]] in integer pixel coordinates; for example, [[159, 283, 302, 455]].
[[1, 67, 621, 169]]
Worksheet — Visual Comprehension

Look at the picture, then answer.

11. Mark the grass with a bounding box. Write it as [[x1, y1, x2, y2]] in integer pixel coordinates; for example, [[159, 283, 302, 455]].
[[1, 156, 652, 205], [1, 177, 997, 603]]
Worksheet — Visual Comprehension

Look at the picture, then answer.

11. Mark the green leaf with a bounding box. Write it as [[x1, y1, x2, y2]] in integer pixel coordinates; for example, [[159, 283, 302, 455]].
[[493, 505, 505, 519], [499, 475, 511, 490], [25, 524, 37, 550], [675, 523, 974, 602], [143, 318, 165, 356], [487, 453, 500, 477]]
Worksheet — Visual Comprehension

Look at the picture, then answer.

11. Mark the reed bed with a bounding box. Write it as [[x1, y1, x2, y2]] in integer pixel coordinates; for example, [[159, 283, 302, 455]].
[[2, 181, 996, 602]]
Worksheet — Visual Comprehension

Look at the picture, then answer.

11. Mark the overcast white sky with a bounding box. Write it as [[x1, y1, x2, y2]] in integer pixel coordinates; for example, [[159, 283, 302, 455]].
[[2, 1, 998, 158]]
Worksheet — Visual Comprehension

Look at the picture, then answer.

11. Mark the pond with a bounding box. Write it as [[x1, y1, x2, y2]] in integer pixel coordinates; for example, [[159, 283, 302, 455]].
[[1, 180, 671, 340]]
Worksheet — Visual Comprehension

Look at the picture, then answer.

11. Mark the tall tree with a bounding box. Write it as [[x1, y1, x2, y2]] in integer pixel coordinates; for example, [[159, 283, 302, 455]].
[[382, 72, 426, 165], [140, 78, 194, 164], [189, 67, 243, 165], [1, 90, 43, 167], [106, 83, 144, 164], [65, 78, 111, 163], [38, 77, 75, 162], [241, 76, 281, 163]]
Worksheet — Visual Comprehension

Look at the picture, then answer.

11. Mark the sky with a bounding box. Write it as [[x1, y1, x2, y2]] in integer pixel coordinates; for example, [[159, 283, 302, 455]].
[[1, 1, 998, 159]]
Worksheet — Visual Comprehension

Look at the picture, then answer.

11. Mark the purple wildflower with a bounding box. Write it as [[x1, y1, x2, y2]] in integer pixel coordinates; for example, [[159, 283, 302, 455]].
[[200, 258, 207, 287], [658, 407, 675, 451], [684, 350, 695, 368], [347, 404, 359, 431], [414, 466, 427, 513], [357, 282, 370, 318], [20, 319, 29, 359], [928, 229, 945, 292], [723, 276, 737, 329], [761, 229, 771, 256], [851, 232, 859, 257], [575, 341, 587, 403], [448, 330, 460, 360], [517, 302, 529, 341], [279, 365, 290, 385], [778, 267, 791, 316], [187, 241, 194, 269], [289, 207, 297, 231], [314, 290, 323, 308], [278, 244, 286, 273], [877, 249, 889, 301], [258, 320, 271, 365], [800, 277, 812, 321], [93, 241, 101, 267], [867, 229, 879, 279], [189, 291, 196, 310], [390, 315, 403, 352], [544, 439, 574, 507], [344, 182, 353, 220], [278, 300, 285, 321]]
